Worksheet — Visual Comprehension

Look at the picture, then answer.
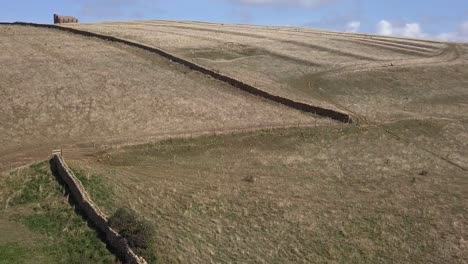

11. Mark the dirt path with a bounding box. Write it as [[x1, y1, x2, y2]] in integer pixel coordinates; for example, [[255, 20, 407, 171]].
[[0, 122, 338, 173]]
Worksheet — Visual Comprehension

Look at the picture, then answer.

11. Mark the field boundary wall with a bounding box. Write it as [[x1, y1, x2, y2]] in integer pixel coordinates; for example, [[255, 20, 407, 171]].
[[1, 22, 352, 123]]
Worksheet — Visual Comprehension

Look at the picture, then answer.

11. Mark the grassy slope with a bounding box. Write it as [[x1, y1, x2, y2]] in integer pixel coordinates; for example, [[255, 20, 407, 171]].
[[66, 21, 468, 179], [63, 20, 468, 168], [0, 162, 115, 263], [1, 21, 466, 263], [67, 20, 468, 122], [71, 122, 467, 264], [0, 24, 319, 170]]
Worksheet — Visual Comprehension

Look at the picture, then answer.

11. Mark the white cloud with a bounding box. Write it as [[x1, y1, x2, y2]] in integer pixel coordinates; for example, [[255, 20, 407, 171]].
[[376, 20, 468, 42], [402, 23, 425, 38], [461, 21, 468, 36], [430, 20, 468, 42], [436, 32, 458, 41], [345, 21, 360, 33], [376, 20, 426, 38], [377, 20, 393, 36], [439, 21, 468, 42], [231, 0, 334, 8]]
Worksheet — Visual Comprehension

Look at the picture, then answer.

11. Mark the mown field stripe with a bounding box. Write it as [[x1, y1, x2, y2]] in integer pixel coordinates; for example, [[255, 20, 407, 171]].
[[2, 22, 352, 123], [126, 22, 380, 61]]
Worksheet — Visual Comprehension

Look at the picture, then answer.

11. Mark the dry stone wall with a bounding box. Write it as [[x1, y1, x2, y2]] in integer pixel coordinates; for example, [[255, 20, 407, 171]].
[[5, 22, 352, 123], [50, 154, 147, 264]]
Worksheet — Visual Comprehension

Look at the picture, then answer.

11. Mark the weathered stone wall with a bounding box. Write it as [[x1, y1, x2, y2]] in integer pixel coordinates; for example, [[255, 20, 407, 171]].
[[5, 22, 352, 123], [50, 154, 147, 264]]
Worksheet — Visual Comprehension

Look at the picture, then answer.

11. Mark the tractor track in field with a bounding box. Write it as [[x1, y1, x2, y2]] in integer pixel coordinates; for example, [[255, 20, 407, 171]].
[[90, 21, 461, 77], [147, 20, 445, 60], [155, 20, 445, 49], [342, 39, 436, 57], [97, 24, 323, 68], [147, 20, 445, 52], [146, 21, 458, 66], [337, 37, 440, 53], [119, 22, 381, 61], [311, 43, 461, 78], [143, 21, 458, 62]]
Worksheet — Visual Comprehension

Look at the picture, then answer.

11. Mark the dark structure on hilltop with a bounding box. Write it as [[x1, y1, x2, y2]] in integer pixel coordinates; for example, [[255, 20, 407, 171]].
[[53, 14, 79, 24]]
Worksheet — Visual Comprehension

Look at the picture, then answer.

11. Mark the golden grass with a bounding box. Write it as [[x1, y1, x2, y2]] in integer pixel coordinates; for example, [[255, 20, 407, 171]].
[[0, 25, 326, 169], [65, 20, 468, 124], [70, 122, 467, 263]]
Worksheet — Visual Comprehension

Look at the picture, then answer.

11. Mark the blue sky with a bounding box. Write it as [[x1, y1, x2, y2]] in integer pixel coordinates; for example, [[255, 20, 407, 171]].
[[2, 0, 468, 41]]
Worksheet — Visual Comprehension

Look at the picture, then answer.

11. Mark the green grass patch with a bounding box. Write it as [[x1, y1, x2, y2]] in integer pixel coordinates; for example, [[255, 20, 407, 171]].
[[72, 168, 114, 212], [0, 243, 31, 264], [4, 162, 63, 206], [0, 161, 115, 263], [19, 207, 115, 263], [22, 207, 83, 237]]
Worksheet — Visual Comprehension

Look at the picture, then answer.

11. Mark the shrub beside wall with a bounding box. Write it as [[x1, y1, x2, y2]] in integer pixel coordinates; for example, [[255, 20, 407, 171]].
[[109, 208, 157, 263]]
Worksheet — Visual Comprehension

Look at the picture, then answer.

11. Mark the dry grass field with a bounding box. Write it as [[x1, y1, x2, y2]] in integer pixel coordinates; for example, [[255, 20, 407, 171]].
[[66, 20, 468, 122], [0, 24, 324, 170], [70, 122, 467, 263], [1, 19, 467, 263]]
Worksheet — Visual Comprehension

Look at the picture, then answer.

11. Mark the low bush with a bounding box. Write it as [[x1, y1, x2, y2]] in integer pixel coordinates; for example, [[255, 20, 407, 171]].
[[109, 208, 157, 263]]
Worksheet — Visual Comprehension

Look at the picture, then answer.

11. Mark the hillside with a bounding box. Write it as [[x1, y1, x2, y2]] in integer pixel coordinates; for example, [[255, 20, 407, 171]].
[[65, 20, 468, 122], [0, 20, 467, 263], [71, 124, 467, 263], [0, 24, 327, 170], [61, 20, 468, 169]]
